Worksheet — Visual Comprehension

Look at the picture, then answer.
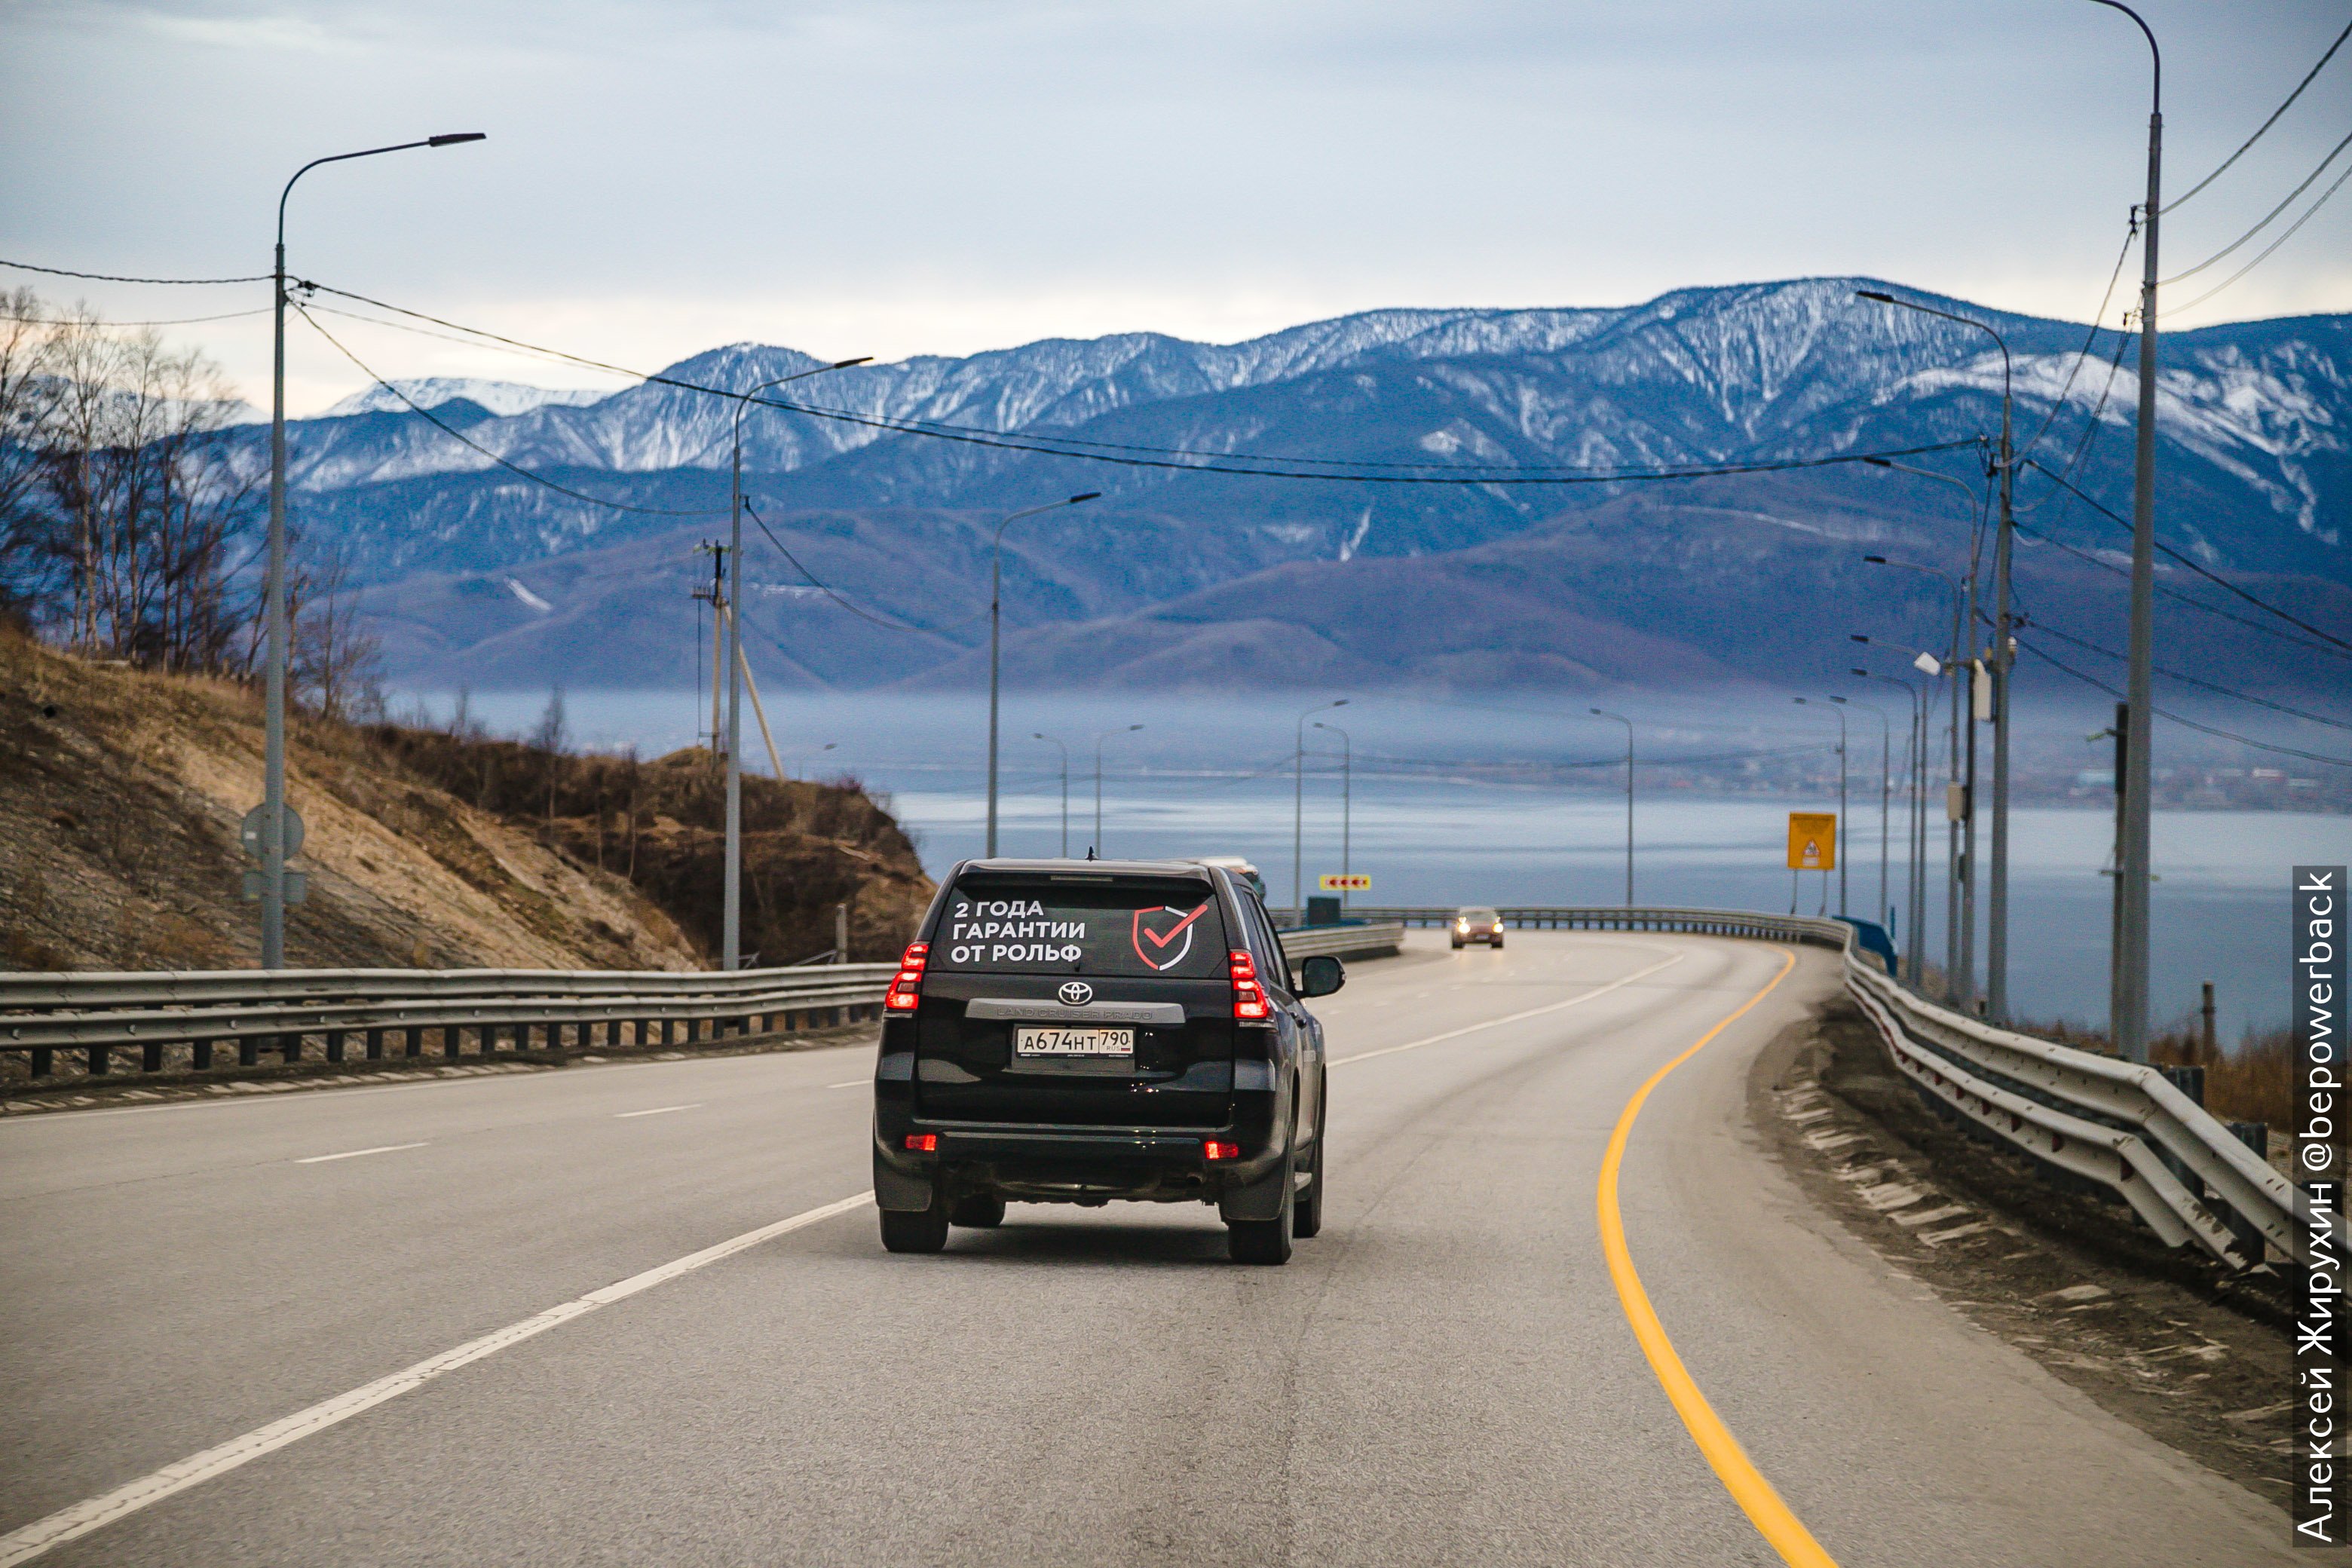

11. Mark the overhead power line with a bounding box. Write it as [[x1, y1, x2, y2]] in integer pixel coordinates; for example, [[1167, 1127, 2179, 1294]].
[[0, 257, 271, 286], [2017, 639, 2352, 768], [2022, 617, 2352, 732], [2017, 222, 2137, 461], [2019, 457, 2352, 653], [2161, 127, 2352, 284], [2168, 158, 2352, 315], [292, 303, 724, 517], [2165, 17, 2352, 212], [741, 502, 984, 635]]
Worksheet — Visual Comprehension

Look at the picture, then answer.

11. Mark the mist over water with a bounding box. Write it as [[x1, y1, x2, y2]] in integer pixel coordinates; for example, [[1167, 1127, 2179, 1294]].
[[398, 688, 2351, 1042]]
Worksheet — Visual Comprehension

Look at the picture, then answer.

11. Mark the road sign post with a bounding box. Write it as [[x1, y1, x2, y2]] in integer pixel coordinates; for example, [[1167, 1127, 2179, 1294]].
[[1788, 812, 1836, 917]]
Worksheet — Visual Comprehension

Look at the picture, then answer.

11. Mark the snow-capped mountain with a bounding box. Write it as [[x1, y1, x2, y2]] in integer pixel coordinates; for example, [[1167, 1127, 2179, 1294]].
[[321, 378, 611, 420], [259, 277, 2346, 694]]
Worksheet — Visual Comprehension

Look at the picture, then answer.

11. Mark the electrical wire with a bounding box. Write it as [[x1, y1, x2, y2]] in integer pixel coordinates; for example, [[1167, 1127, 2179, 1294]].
[[2017, 224, 2137, 461], [2161, 128, 2352, 283], [2009, 511, 2350, 659], [0, 257, 271, 286], [2015, 639, 2352, 767], [2168, 158, 2352, 315], [740, 502, 984, 635], [2020, 617, 2352, 732], [2019, 457, 2352, 652], [25, 307, 274, 329], [292, 302, 725, 517], [2166, 17, 2352, 212]]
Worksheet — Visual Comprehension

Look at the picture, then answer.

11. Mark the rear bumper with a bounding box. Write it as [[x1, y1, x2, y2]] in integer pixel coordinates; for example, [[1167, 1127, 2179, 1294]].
[[874, 1093, 1286, 1210]]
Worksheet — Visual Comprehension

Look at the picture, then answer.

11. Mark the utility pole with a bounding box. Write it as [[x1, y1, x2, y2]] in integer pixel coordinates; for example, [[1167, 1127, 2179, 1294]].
[[260, 131, 483, 968], [1855, 296, 2013, 1018], [1093, 724, 1143, 857], [1032, 733, 1069, 857], [1591, 708, 1634, 905], [2092, 0, 2163, 1063], [1294, 699, 1349, 923], [1857, 669, 1926, 986], [1314, 721, 1352, 908], [723, 357, 868, 971], [986, 494, 1099, 857], [1833, 696, 1891, 936]]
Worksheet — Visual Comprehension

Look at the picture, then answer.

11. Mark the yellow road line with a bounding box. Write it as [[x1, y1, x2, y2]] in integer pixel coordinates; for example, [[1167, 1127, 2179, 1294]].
[[1595, 946, 1838, 1568]]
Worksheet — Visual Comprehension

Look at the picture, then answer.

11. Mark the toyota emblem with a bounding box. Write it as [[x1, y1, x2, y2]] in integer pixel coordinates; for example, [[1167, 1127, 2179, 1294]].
[[1058, 981, 1093, 1006]]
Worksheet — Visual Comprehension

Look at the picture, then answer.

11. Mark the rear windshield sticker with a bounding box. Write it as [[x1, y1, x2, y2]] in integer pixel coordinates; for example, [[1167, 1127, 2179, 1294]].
[[1132, 903, 1208, 972]]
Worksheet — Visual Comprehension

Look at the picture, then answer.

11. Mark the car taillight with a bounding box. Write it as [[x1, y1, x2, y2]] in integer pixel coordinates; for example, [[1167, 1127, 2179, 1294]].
[[905, 1133, 937, 1152], [884, 942, 928, 1011], [1230, 948, 1269, 1021], [1203, 1141, 1239, 1162]]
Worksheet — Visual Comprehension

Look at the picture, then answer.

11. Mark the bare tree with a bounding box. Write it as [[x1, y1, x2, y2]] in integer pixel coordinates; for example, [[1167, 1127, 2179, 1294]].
[[2, 291, 260, 672], [290, 534, 381, 719]]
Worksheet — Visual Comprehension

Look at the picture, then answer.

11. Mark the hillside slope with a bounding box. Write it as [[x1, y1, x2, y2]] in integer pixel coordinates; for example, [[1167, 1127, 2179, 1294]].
[[0, 632, 931, 972]]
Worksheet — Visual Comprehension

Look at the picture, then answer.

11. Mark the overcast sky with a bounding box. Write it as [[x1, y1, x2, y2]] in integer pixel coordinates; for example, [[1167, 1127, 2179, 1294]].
[[5, 0, 2347, 413]]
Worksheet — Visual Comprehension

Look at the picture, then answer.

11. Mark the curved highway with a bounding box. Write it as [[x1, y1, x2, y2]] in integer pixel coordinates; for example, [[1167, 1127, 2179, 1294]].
[[0, 931, 2292, 1565]]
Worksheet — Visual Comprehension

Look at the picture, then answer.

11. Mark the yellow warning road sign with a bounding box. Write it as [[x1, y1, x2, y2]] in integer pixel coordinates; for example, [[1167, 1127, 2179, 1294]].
[[1787, 813, 1836, 871], [1318, 873, 1371, 891]]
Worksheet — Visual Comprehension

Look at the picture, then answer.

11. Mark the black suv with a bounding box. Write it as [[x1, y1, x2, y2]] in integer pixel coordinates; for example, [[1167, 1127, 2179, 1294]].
[[870, 858, 1341, 1264]]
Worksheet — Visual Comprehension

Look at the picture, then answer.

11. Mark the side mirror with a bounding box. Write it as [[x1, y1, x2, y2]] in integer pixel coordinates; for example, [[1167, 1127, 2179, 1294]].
[[1298, 954, 1346, 998]]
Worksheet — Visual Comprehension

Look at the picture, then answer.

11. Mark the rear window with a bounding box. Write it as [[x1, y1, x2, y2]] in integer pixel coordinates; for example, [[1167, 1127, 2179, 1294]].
[[933, 880, 1230, 978]]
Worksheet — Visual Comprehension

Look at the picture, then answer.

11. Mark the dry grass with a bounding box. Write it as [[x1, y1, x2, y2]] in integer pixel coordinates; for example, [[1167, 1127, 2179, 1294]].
[[2021, 1012, 2295, 1132]]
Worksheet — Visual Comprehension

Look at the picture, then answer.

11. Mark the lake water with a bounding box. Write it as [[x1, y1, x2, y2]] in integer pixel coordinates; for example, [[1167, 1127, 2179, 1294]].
[[397, 688, 2352, 1043]]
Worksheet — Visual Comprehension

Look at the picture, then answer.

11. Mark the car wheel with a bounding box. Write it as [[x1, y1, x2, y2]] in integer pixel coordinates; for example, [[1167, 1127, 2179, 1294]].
[[1228, 1149, 1295, 1265], [949, 1193, 1006, 1228], [1291, 1101, 1325, 1241], [1492, 938, 1505, 949], [1450, 936, 1465, 949], [880, 1191, 951, 1253]]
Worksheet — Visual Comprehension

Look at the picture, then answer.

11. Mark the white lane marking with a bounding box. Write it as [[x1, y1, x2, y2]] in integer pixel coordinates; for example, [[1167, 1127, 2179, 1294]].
[[0, 1191, 874, 1568], [292, 1142, 427, 1165], [825, 1079, 868, 1090], [1330, 952, 1686, 1067], [614, 1104, 700, 1119]]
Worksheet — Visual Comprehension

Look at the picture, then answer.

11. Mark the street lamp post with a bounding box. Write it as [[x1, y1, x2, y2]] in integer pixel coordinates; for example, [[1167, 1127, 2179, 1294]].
[[2088, 0, 2164, 1063], [1794, 698, 1848, 916], [1589, 708, 1634, 905], [1860, 539, 1974, 1007], [1312, 721, 1352, 908], [1854, 669, 1926, 985], [985, 493, 1100, 856], [1859, 292, 2016, 1021], [724, 357, 871, 972], [1294, 699, 1349, 923], [1830, 695, 1891, 936], [1093, 724, 1143, 857], [262, 131, 484, 969], [1031, 733, 1069, 857]]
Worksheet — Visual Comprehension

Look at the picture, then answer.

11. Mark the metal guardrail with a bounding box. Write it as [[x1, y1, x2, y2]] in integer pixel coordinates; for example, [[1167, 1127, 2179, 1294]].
[[1279, 921, 1406, 961], [1359, 902, 2310, 1272], [1, 964, 896, 1080]]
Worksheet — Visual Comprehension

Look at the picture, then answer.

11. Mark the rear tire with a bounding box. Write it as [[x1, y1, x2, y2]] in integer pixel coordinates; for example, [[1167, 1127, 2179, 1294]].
[[1292, 1104, 1325, 1240], [880, 1192, 951, 1253], [1227, 1150, 1294, 1265], [949, 1193, 1006, 1228]]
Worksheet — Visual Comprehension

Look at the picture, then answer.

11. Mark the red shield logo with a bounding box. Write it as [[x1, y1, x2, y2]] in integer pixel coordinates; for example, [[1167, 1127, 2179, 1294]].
[[1131, 902, 1208, 972]]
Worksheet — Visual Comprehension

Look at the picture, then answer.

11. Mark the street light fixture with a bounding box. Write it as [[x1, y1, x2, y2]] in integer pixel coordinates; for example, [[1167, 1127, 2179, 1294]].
[[1858, 292, 2017, 1021], [1589, 708, 1634, 905], [986, 493, 1101, 856], [1092, 724, 1144, 857], [1312, 721, 1352, 908], [1031, 733, 1070, 858], [2087, 0, 2165, 1063], [261, 131, 484, 969], [1294, 699, 1349, 923], [724, 357, 871, 972], [1793, 697, 1848, 917]]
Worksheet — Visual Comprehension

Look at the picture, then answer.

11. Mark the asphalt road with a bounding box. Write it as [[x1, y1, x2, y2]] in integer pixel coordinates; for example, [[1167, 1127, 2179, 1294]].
[[0, 931, 2295, 1566]]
